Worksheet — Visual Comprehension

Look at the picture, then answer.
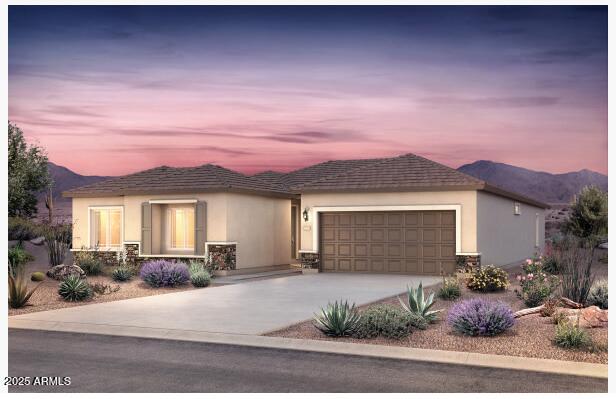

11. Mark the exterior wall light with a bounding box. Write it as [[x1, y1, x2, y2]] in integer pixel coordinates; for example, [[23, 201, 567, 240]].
[[302, 208, 310, 222]]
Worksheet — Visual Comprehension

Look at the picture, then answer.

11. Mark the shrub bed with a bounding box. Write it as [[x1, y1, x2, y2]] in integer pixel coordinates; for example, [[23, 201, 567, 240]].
[[447, 298, 515, 336], [353, 304, 424, 339], [466, 265, 509, 292], [140, 260, 190, 287]]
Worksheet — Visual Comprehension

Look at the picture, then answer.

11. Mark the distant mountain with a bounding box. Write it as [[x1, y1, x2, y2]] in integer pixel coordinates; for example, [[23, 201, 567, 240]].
[[39, 162, 110, 205], [458, 160, 608, 204]]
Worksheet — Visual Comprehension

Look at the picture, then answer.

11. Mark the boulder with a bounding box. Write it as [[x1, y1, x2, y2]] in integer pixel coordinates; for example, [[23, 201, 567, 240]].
[[598, 242, 608, 249], [558, 306, 608, 328], [47, 264, 86, 281], [30, 236, 45, 246]]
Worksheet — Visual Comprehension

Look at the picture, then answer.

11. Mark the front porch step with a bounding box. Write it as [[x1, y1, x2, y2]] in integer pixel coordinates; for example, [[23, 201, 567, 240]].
[[212, 268, 302, 285]]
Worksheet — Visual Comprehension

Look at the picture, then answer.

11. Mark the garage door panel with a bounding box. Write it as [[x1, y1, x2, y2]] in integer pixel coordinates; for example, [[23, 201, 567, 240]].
[[322, 243, 336, 256], [322, 214, 336, 226], [422, 229, 438, 242], [354, 243, 368, 257], [370, 244, 385, 256], [354, 259, 369, 272], [387, 243, 402, 257], [405, 228, 419, 242], [354, 229, 369, 241], [320, 211, 455, 275], [338, 259, 352, 271], [387, 229, 402, 241], [338, 244, 352, 256], [386, 259, 402, 272], [441, 228, 455, 242], [323, 228, 335, 241], [441, 244, 456, 258], [370, 229, 385, 241], [387, 213, 403, 226]]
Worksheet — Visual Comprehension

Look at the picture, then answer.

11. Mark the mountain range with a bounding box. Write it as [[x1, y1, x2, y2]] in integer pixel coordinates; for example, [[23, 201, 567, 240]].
[[458, 160, 607, 204], [40, 160, 607, 213]]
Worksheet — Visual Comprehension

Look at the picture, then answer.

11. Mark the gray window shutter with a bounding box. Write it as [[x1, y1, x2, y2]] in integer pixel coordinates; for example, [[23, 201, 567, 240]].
[[195, 201, 207, 255], [141, 202, 152, 255]]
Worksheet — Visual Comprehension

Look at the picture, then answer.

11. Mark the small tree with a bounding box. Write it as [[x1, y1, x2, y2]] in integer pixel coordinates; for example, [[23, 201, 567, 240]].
[[563, 186, 607, 244], [8, 122, 51, 218]]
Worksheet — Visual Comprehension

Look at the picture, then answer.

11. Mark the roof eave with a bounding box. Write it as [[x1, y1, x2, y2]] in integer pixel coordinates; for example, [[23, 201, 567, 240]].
[[290, 184, 485, 194], [479, 183, 550, 209]]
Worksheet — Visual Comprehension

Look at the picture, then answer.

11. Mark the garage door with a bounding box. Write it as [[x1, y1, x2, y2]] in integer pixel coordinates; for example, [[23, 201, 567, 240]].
[[320, 211, 456, 275]]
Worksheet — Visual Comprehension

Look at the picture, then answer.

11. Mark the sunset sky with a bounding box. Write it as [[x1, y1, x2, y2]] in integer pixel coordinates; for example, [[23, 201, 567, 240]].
[[8, 6, 608, 176]]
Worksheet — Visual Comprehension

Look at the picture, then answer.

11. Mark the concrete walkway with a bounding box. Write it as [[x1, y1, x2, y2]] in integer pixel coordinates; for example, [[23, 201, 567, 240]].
[[10, 273, 439, 335]]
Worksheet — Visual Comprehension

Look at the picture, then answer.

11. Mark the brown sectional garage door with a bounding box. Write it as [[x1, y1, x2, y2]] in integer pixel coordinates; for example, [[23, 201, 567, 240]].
[[320, 211, 456, 275]]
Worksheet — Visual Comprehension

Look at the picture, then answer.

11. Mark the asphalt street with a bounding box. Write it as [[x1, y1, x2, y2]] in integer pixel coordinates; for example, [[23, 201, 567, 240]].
[[8, 329, 607, 393]]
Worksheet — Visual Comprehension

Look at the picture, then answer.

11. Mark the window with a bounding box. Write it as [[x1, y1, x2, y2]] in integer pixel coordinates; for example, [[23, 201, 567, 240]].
[[514, 202, 521, 215], [168, 206, 195, 250], [90, 208, 122, 247]]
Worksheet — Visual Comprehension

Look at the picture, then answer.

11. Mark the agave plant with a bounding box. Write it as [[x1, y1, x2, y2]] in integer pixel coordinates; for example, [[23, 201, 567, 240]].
[[58, 275, 92, 302], [313, 300, 361, 337], [398, 281, 442, 322], [8, 270, 41, 309]]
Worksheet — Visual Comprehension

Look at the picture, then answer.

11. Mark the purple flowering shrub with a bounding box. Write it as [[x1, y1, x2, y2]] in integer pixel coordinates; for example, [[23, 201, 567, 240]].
[[447, 298, 515, 336], [139, 260, 190, 287]]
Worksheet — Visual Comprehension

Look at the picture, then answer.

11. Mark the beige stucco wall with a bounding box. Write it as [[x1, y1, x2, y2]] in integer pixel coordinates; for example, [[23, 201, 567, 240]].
[[72, 192, 291, 269], [299, 191, 479, 254], [225, 193, 292, 268], [476, 191, 545, 266]]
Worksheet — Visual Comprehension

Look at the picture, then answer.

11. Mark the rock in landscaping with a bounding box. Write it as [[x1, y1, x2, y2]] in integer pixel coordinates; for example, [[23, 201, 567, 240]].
[[47, 264, 86, 281], [558, 306, 608, 328], [30, 236, 45, 246]]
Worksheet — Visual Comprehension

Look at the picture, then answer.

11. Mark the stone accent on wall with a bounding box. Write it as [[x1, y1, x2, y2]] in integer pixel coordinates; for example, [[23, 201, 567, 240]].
[[456, 254, 481, 272], [73, 243, 208, 269], [299, 252, 320, 269], [207, 244, 237, 270]]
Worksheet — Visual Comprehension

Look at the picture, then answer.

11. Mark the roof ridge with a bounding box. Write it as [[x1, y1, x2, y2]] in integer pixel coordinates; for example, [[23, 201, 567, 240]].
[[409, 153, 485, 185], [289, 155, 397, 190]]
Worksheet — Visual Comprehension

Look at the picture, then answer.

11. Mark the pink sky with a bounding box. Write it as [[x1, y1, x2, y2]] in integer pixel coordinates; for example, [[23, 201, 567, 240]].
[[9, 6, 608, 176]]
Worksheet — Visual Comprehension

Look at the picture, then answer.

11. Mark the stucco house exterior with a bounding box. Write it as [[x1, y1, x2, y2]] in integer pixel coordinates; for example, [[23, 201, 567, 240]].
[[65, 153, 547, 275]]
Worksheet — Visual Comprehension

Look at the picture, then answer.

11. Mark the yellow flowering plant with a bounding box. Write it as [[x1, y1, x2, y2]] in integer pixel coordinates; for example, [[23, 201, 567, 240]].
[[466, 265, 510, 292]]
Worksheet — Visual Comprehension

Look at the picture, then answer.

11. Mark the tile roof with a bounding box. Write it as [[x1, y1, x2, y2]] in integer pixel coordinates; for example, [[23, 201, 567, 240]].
[[64, 164, 291, 198], [288, 153, 483, 191], [64, 153, 548, 208]]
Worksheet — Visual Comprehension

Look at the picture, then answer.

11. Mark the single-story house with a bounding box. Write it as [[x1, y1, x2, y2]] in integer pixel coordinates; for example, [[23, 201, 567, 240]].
[[65, 153, 548, 275]]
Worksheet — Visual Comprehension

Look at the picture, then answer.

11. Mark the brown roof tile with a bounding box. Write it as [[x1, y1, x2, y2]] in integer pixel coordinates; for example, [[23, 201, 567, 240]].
[[64, 164, 291, 198], [289, 153, 484, 191]]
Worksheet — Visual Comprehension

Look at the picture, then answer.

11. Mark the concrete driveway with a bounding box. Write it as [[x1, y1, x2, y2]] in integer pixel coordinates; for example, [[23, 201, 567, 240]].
[[10, 274, 439, 335]]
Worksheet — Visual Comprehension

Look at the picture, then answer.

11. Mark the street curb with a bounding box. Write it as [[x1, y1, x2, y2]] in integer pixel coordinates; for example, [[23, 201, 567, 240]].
[[8, 319, 607, 379]]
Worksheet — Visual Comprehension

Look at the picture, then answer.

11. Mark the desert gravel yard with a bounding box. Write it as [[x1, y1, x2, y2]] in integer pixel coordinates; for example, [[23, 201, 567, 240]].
[[8, 241, 197, 316], [267, 269, 608, 364]]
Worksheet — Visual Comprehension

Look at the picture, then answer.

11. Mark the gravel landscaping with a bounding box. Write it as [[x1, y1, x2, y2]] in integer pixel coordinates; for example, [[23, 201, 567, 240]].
[[8, 241, 201, 316], [266, 253, 608, 365]]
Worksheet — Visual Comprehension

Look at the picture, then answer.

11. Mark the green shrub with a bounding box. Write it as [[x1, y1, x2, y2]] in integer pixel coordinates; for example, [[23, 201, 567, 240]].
[[8, 243, 34, 277], [9, 272, 41, 308], [89, 282, 120, 295], [313, 300, 361, 337], [398, 281, 442, 322], [466, 265, 509, 292], [554, 321, 591, 349], [8, 216, 39, 242], [58, 275, 92, 301], [30, 271, 45, 281], [191, 270, 211, 287], [563, 185, 607, 242], [438, 276, 461, 300], [111, 267, 133, 282], [188, 260, 206, 274], [587, 279, 608, 309], [515, 270, 560, 307], [353, 304, 426, 339], [74, 251, 103, 276]]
